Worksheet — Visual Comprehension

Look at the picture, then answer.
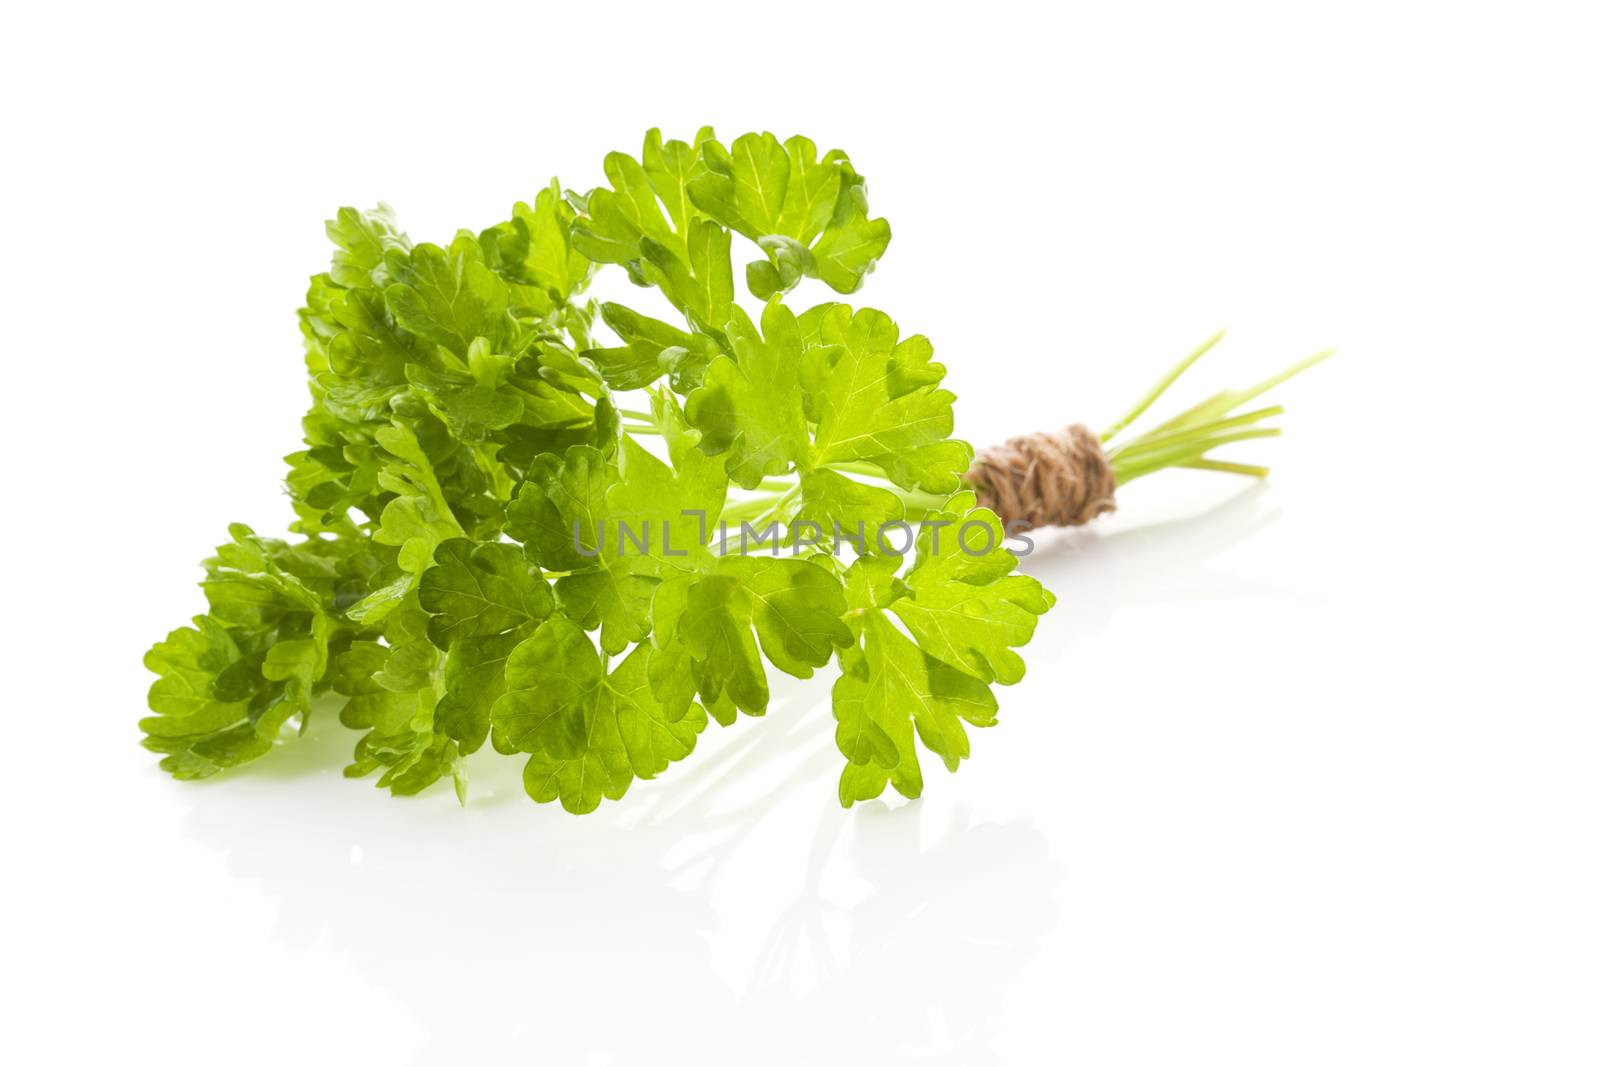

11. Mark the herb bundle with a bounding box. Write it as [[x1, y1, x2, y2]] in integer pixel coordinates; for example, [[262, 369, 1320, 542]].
[[143, 129, 1326, 812]]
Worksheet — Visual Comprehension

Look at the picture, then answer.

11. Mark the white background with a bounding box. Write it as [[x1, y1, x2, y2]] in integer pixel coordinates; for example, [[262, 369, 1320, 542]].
[[4, 2, 1597, 1063]]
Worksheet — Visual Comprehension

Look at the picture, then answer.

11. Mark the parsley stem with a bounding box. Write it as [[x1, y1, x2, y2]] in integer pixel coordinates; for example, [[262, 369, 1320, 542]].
[[823, 460, 891, 480], [1101, 330, 1227, 443], [1181, 458, 1270, 478], [719, 492, 789, 525], [1113, 428, 1282, 484], [1099, 338, 1332, 485], [1111, 405, 1284, 456]]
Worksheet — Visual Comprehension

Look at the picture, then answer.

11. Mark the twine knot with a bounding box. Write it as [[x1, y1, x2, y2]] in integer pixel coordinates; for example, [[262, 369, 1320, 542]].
[[965, 423, 1117, 529]]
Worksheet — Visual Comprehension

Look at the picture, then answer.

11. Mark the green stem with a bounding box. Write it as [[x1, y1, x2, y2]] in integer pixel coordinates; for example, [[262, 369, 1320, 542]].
[[824, 459, 891, 480], [1181, 458, 1270, 478], [1111, 405, 1284, 457], [718, 492, 789, 525], [1100, 336, 1332, 486], [896, 488, 958, 514], [1101, 330, 1227, 444], [1234, 349, 1336, 409], [1114, 428, 1282, 484], [715, 470, 945, 531]]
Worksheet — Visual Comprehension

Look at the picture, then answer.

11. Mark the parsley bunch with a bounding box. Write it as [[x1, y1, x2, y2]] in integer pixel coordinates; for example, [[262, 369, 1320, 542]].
[[143, 129, 1315, 812]]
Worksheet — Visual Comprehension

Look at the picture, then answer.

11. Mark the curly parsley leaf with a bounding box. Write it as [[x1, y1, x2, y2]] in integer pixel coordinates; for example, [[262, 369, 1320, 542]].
[[582, 302, 718, 392], [803, 304, 970, 492], [687, 132, 892, 299], [384, 234, 511, 356], [479, 179, 594, 305], [833, 608, 998, 807], [141, 527, 345, 779], [889, 497, 1056, 686], [492, 619, 708, 813], [684, 297, 812, 488], [335, 592, 460, 797], [419, 538, 554, 648], [827, 497, 1052, 806]]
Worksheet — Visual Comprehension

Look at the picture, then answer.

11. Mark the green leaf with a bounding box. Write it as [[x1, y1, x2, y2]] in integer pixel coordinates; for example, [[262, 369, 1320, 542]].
[[492, 620, 708, 813], [141, 616, 297, 780], [505, 425, 726, 659], [640, 220, 735, 335], [580, 128, 715, 259], [480, 179, 594, 302], [804, 304, 971, 492], [889, 497, 1055, 686], [719, 555, 851, 679], [812, 214, 892, 294], [605, 433, 725, 571], [405, 360, 523, 443], [642, 127, 716, 252], [711, 131, 792, 237], [825, 498, 1054, 806], [813, 159, 892, 293], [793, 467, 906, 554], [492, 617, 602, 753], [325, 204, 410, 289], [337, 592, 459, 796], [589, 148, 678, 259], [504, 445, 657, 654], [685, 298, 813, 488], [418, 538, 553, 649], [326, 285, 416, 381], [746, 235, 814, 300], [572, 128, 734, 331], [584, 302, 720, 392], [647, 553, 848, 718], [384, 235, 510, 355], [687, 133, 890, 296], [832, 609, 997, 807], [505, 446, 613, 571], [652, 388, 728, 522], [434, 629, 522, 755], [370, 422, 466, 586], [142, 528, 348, 779], [651, 572, 768, 716]]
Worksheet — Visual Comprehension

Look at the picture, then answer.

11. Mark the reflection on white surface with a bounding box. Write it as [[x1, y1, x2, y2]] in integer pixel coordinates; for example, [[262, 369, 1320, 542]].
[[175, 484, 1284, 1064], [180, 691, 1059, 1064], [1024, 481, 1293, 632]]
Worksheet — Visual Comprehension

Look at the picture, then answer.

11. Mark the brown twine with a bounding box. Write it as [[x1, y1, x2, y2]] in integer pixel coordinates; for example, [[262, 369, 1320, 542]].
[[964, 423, 1117, 529]]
